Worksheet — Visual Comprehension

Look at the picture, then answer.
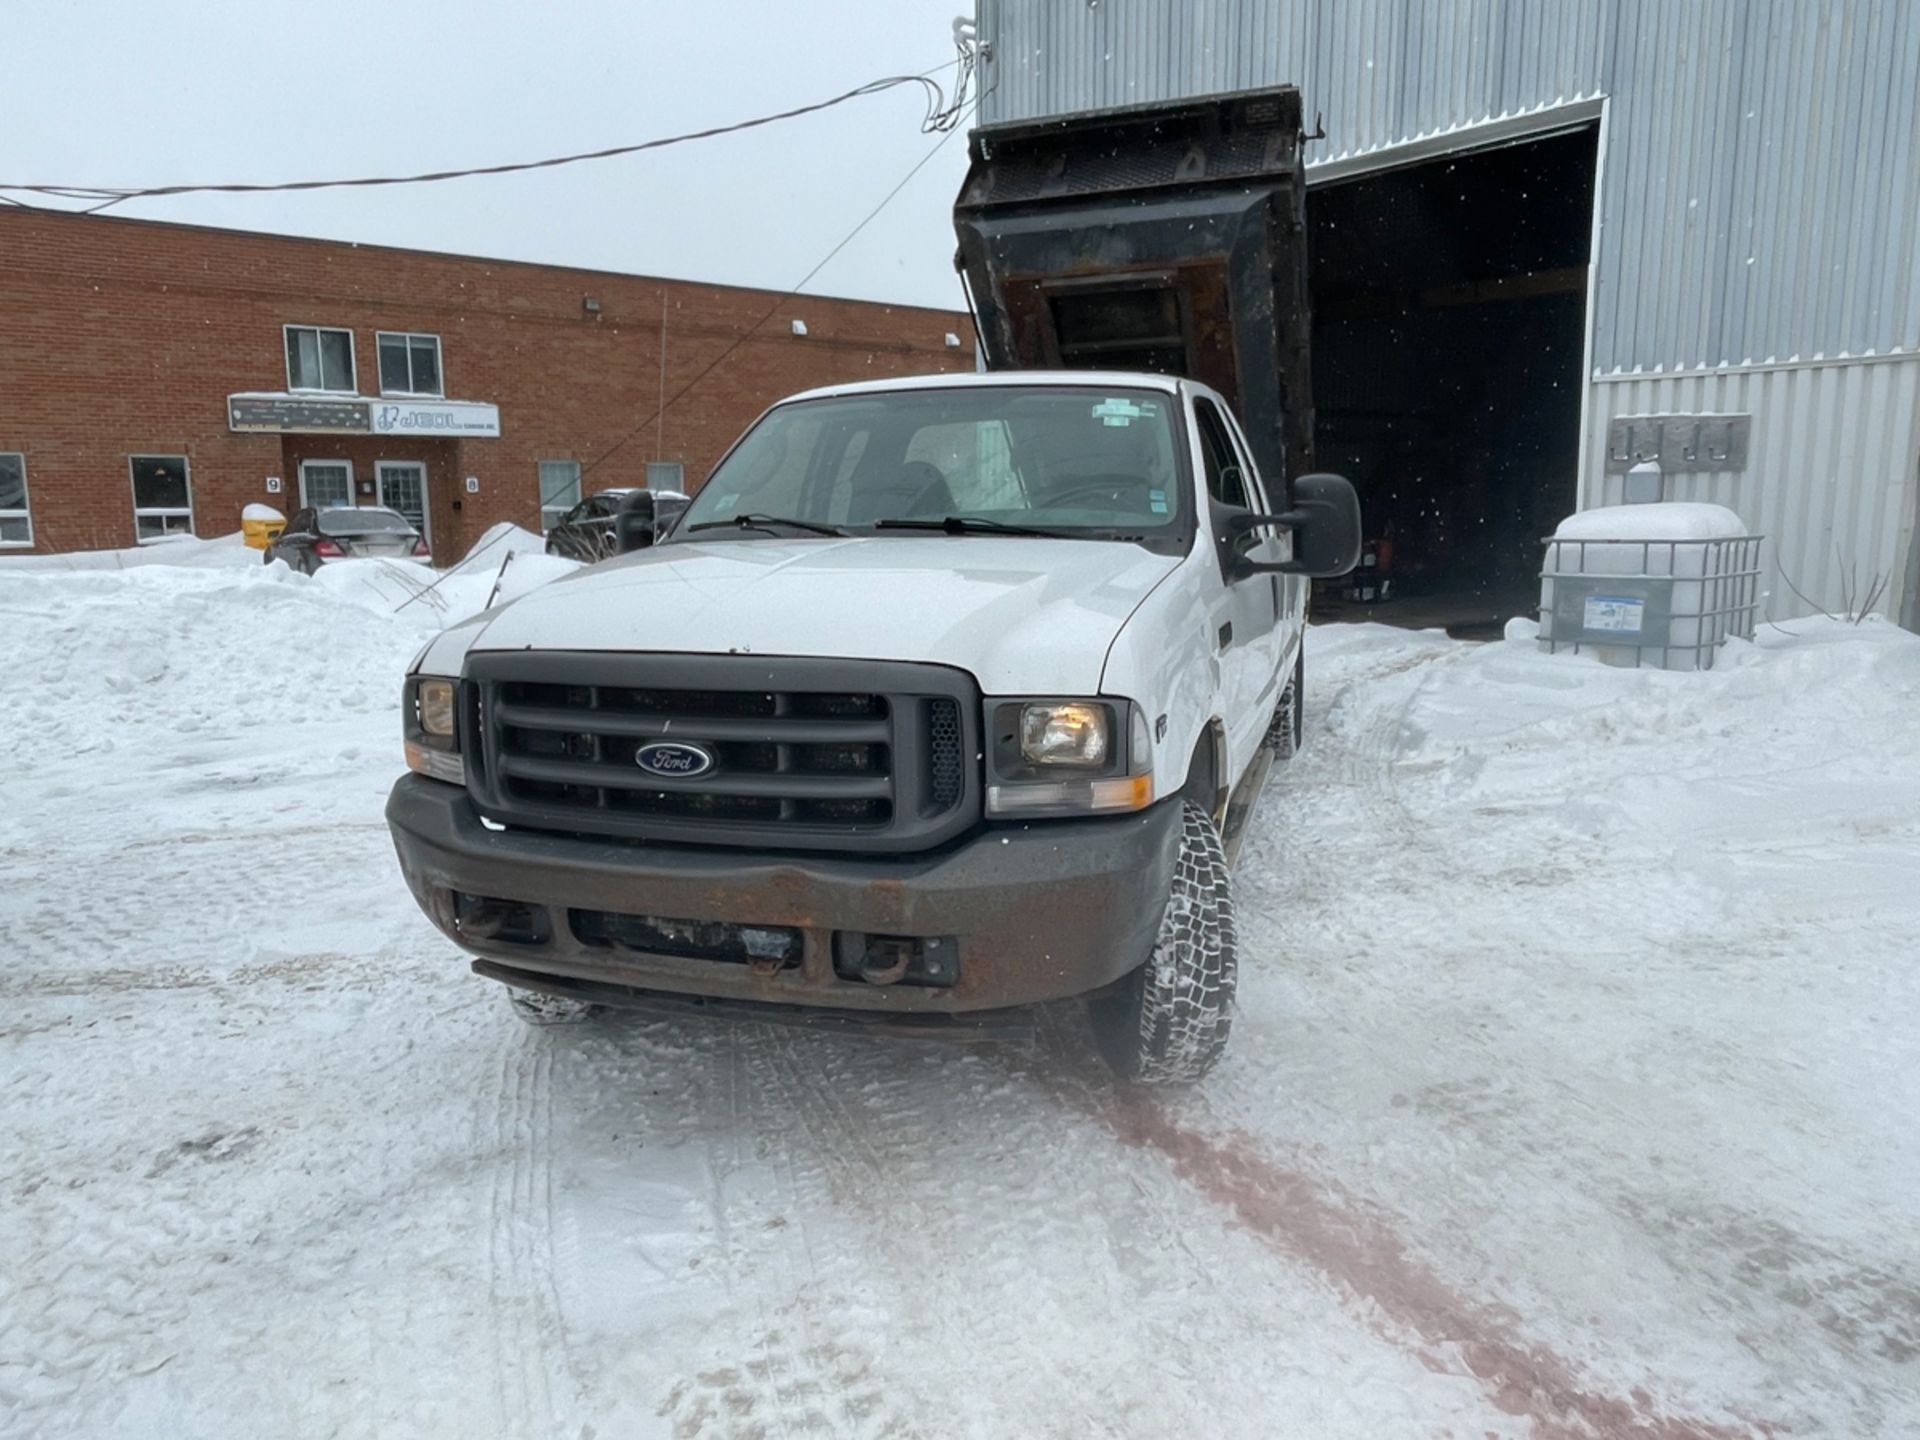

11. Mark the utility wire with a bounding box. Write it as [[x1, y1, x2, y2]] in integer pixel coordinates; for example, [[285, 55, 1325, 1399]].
[[393, 104, 976, 613], [2, 64, 967, 212]]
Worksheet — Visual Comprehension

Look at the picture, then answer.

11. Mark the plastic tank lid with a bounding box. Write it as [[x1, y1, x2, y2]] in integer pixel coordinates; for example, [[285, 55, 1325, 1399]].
[[1553, 502, 1748, 542]]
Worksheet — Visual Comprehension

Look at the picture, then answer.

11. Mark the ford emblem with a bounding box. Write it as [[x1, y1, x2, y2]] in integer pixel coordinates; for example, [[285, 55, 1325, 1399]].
[[634, 741, 716, 778]]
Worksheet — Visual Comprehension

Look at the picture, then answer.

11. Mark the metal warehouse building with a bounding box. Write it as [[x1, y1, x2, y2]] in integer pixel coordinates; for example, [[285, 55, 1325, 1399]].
[[973, 0, 1920, 629]]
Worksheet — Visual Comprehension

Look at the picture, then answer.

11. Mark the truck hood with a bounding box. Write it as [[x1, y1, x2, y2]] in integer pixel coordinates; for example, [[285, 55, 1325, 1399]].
[[451, 536, 1182, 694]]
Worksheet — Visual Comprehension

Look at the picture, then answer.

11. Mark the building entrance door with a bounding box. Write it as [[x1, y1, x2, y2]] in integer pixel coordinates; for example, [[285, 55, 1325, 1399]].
[[376, 462, 429, 548]]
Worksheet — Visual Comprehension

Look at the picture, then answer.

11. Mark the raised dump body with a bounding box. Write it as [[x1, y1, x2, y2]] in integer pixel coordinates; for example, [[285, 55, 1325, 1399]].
[[953, 86, 1315, 493]]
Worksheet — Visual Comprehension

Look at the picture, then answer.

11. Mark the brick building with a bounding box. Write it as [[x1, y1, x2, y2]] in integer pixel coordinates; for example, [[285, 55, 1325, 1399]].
[[0, 209, 972, 557]]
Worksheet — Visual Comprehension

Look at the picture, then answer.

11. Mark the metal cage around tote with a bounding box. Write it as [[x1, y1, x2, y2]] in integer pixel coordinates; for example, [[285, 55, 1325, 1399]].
[[1538, 534, 1764, 671]]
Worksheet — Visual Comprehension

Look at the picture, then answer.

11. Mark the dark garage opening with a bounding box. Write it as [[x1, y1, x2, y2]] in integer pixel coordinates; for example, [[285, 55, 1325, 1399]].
[[1308, 125, 1599, 635]]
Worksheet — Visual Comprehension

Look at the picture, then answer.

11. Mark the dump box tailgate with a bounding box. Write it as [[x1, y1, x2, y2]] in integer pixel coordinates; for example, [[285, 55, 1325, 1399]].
[[954, 86, 1314, 488]]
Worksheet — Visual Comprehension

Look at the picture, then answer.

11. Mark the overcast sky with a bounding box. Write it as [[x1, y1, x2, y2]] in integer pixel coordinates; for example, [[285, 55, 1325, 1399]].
[[6, 0, 978, 310]]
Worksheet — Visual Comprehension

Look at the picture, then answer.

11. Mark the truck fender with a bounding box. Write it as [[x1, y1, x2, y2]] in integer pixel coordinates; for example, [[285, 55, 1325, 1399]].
[[1099, 546, 1232, 818]]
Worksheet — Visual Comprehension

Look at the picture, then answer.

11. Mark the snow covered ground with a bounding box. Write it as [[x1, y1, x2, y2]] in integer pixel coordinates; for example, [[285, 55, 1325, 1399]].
[[2, 543, 1917, 1439]]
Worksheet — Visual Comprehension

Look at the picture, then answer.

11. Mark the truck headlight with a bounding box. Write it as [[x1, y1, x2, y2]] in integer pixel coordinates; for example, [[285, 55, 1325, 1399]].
[[1019, 701, 1108, 767], [404, 675, 466, 785], [417, 678, 456, 738], [987, 699, 1153, 817]]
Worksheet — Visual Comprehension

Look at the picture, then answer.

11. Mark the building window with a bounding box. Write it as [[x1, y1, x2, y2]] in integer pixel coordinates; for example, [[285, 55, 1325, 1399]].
[[646, 460, 685, 493], [377, 332, 443, 396], [130, 455, 193, 541], [0, 452, 29, 546], [300, 459, 353, 509], [284, 325, 356, 393], [538, 460, 582, 532]]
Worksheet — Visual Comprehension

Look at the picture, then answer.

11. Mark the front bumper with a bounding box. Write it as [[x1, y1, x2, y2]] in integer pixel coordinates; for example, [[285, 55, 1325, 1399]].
[[385, 775, 1180, 1015]]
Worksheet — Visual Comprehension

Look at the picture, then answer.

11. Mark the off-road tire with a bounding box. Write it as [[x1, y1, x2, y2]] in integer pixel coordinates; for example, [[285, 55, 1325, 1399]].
[[1091, 801, 1237, 1084], [506, 986, 602, 1027], [1264, 645, 1304, 760]]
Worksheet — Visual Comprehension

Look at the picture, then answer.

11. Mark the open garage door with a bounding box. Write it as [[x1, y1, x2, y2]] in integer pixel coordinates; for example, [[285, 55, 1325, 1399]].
[[1309, 124, 1599, 635]]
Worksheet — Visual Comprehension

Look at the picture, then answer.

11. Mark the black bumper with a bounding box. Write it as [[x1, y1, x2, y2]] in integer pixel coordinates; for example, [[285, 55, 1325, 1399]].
[[385, 775, 1180, 1015]]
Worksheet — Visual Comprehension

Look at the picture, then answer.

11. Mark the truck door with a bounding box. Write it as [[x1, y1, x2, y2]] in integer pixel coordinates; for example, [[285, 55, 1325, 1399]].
[[1193, 395, 1284, 775]]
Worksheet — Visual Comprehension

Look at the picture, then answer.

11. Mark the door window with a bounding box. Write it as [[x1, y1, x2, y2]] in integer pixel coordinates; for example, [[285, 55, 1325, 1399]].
[[300, 461, 352, 509], [1192, 399, 1250, 509]]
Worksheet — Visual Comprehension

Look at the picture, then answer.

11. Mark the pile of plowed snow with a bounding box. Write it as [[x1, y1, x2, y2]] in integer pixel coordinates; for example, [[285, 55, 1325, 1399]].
[[0, 524, 578, 776]]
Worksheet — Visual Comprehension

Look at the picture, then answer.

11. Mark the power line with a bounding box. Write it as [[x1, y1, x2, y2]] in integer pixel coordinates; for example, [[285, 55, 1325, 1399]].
[[2, 65, 967, 213], [393, 103, 975, 613]]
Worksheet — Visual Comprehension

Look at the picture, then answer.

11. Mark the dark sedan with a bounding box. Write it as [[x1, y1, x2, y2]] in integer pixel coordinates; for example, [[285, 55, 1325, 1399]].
[[265, 505, 430, 574]]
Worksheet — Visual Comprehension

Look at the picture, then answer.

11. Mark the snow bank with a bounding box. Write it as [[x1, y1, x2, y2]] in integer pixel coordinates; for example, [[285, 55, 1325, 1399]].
[[444, 520, 549, 574], [1406, 612, 1919, 752], [0, 562, 418, 779], [301, 525, 579, 626], [0, 524, 582, 777], [0, 519, 579, 639], [0, 531, 260, 573]]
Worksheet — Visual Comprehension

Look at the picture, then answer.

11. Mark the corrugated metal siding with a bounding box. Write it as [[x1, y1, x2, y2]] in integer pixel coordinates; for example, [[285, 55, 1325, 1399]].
[[978, 0, 1920, 622], [1585, 359, 1920, 620], [977, 0, 1920, 370]]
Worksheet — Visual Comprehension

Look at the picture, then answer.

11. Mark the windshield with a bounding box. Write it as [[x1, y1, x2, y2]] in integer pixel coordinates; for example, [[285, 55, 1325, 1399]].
[[318, 507, 414, 534], [673, 386, 1189, 544]]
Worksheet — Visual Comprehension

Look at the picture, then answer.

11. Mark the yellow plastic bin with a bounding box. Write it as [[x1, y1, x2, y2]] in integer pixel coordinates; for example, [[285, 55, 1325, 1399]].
[[243, 503, 287, 550]]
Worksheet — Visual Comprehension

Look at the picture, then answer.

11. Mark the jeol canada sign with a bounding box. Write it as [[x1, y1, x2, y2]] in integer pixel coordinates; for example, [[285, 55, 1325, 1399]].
[[228, 393, 502, 438], [370, 400, 502, 437]]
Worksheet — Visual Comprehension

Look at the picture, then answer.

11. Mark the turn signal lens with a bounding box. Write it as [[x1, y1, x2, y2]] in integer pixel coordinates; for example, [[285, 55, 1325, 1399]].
[[986, 774, 1152, 816], [405, 741, 466, 785], [1018, 702, 1109, 767]]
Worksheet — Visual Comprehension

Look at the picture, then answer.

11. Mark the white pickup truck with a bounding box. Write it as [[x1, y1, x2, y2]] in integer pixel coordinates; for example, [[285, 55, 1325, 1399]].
[[387, 371, 1358, 1081]]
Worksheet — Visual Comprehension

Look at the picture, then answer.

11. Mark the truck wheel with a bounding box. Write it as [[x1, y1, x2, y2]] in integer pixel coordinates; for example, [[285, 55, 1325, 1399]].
[[506, 986, 602, 1027], [1264, 645, 1304, 760], [1091, 801, 1237, 1084]]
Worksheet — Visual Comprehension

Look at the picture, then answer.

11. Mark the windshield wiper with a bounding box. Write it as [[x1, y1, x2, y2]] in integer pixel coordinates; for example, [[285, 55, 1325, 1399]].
[[685, 513, 848, 537], [873, 515, 1077, 539]]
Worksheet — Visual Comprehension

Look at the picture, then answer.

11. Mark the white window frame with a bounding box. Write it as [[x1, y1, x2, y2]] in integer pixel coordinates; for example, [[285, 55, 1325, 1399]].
[[128, 454, 194, 542], [283, 324, 358, 394], [299, 458, 355, 509], [0, 451, 30, 547], [538, 460, 583, 532], [375, 331, 445, 398]]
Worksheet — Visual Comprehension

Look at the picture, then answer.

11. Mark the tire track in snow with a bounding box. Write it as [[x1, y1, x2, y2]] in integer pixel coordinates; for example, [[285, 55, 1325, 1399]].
[[658, 1022, 921, 1439], [1018, 1017, 1777, 1440], [482, 1034, 579, 1437]]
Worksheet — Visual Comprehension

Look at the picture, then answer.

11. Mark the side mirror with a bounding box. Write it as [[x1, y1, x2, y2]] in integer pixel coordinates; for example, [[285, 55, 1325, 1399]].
[[651, 489, 691, 538], [613, 489, 658, 553], [1225, 472, 1363, 579]]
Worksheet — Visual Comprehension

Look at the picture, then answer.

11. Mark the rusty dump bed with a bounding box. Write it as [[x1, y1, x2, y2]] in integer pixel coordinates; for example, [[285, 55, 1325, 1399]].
[[953, 85, 1315, 490]]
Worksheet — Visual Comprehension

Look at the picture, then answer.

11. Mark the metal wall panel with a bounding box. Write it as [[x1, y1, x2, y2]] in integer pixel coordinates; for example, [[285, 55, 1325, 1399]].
[[977, 0, 1920, 620], [977, 0, 1920, 370], [1584, 359, 1920, 620]]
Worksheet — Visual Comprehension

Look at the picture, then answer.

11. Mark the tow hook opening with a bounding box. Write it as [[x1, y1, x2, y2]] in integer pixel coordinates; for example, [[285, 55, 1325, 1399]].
[[453, 892, 553, 946], [833, 932, 959, 988]]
